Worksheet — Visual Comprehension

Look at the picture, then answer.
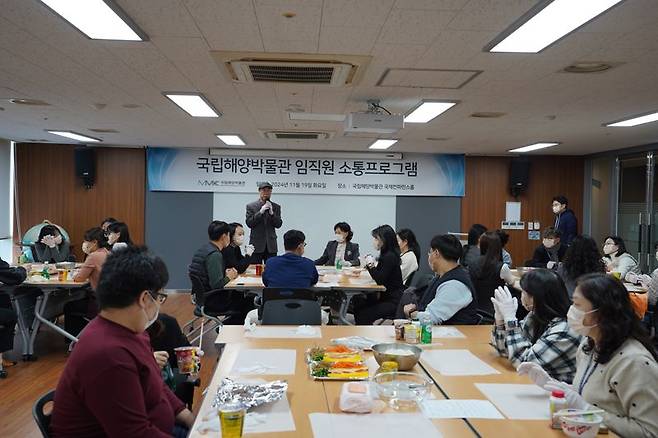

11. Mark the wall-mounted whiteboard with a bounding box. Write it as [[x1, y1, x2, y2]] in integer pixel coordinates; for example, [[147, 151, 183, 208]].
[[213, 193, 396, 262]]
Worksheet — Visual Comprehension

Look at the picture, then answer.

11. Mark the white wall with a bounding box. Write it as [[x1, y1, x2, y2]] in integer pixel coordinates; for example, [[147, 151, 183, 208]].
[[213, 193, 396, 261], [0, 139, 13, 261]]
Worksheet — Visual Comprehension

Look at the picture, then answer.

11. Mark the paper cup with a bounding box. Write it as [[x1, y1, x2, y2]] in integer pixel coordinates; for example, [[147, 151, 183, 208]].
[[174, 346, 200, 374]]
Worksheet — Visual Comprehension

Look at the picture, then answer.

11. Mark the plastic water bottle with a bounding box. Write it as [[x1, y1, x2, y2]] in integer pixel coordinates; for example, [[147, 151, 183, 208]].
[[42, 261, 51, 280], [549, 389, 567, 429], [335, 257, 343, 272], [420, 314, 433, 344]]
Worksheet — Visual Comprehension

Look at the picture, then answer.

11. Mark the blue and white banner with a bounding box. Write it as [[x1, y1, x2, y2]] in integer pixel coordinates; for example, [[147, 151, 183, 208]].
[[147, 147, 464, 197]]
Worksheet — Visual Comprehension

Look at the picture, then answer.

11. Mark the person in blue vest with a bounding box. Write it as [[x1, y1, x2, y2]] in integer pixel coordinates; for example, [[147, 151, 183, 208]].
[[403, 234, 479, 325], [552, 195, 578, 246]]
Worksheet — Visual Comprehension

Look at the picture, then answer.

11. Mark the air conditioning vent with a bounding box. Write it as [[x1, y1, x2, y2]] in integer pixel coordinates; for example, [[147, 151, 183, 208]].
[[260, 130, 333, 140], [212, 52, 371, 87]]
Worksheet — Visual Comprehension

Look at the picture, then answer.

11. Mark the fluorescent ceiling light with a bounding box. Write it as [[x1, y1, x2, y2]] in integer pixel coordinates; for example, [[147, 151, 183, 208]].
[[288, 112, 346, 122], [47, 130, 101, 143], [489, 0, 623, 53], [164, 93, 220, 118], [38, 0, 146, 41], [508, 142, 559, 153], [405, 101, 458, 124], [216, 134, 246, 146], [369, 139, 398, 150], [606, 111, 658, 127]]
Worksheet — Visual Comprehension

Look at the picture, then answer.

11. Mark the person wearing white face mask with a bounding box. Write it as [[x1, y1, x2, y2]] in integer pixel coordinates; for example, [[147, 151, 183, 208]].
[[601, 235, 640, 279], [491, 269, 581, 383], [51, 247, 195, 437], [64, 227, 111, 338], [519, 273, 658, 437], [106, 221, 133, 251], [631, 243, 658, 308], [527, 227, 566, 269], [315, 222, 360, 267], [222, 222, 256, 274], [552, 195, 577, 246]]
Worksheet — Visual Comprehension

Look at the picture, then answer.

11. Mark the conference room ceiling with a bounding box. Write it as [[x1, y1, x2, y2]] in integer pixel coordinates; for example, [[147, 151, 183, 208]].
[[0, 0, 657, 155]]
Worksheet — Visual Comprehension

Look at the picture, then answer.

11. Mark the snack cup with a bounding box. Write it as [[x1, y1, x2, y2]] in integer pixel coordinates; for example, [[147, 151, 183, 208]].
[[174, 346, 200, 374], [559, 411, 603, 438], [255, 264, 264, 276]]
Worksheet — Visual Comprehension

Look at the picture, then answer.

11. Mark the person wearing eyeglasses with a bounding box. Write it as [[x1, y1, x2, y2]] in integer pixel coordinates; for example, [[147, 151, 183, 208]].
[[51, 246, 195, 438], [262, 229, 318, 288]]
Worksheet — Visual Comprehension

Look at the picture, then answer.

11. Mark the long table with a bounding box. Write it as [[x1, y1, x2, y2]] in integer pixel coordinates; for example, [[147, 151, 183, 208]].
[[225, 266, 385, 325], [188, 325, 582, 437]]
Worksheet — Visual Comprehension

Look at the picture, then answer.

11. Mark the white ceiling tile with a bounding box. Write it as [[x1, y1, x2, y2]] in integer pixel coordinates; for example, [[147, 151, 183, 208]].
[[448, 0, 536, 31], [183, 0, 263, 51], [378, 9, 456, 45], [117, 0, 200, 38], [255, 3, 322, 49], [322, 0, 394, 27], [319, 26, 380, 55], [394, 0, 469, 10], [416, 30, 497, 68], [108, 46, 194, 92], [263, 39, 318, 53]]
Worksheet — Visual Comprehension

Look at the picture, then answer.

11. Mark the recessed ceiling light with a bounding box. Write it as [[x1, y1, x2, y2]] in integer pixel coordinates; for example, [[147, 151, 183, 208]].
[[216, 134, 246, 146], [470, 112, 506, 118], [288, 112, 346, 122], [405, 101, 458, 124], [605, 111, 658, 127], [38, 0, 147, 41], [508, 142, 559, 153], [9, 98, 50, 106], [563, 62, 615, 73], [46, 130, 101, 143], [164, 93, 221, 118], [368, 139, 398, 150], [487, 0, 624, 53], [122, 103, 141, 109]]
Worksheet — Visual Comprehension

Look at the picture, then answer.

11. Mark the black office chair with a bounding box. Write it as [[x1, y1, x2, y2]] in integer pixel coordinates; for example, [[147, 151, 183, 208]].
[[185, 271, 241, 342], [261, 288, 322, 325], [32, 390, 55, 438], [476, 310, 494, 325]]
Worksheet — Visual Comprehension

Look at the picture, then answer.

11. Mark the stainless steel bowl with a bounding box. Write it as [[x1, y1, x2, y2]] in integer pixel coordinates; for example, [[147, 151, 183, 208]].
[[372, 343, 422, 371]]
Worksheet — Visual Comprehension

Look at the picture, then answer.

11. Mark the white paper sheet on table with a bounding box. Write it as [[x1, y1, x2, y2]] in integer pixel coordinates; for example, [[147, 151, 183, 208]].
[[230, 349, 296, 375], [196, 394, 295, 435], [475, 383, 550, 420], [309, 413, 442, 438], [423, 350, 500, 376], [432, 326, 466, 338], [244, 326, 322, 339], [421, 399, 504, 419], [234, 276, 264, 286]]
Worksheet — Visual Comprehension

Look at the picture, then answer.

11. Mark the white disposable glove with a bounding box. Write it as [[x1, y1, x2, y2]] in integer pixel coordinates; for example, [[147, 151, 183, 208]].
[[364, 254, 376, 266], [41, 235, 57, 248], [499, 264, 515, 284], [547, 261, 557, 270], [245, 244, 255, 256], [491, 296, 504, 324], [266, 201, 274, 215], [544, 381, 591, 410], [259, 203, 269, 214], [517, 362, 556, 389], [490, 286, 518, 323], [625, 272, 638, 284]]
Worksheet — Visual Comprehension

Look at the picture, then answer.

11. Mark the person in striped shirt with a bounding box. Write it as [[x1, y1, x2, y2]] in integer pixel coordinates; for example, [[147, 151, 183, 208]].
[[491, 268, 581, 383]]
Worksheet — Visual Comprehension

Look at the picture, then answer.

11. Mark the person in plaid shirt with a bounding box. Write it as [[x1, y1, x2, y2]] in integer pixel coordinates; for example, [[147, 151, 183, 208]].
[[491, 268, 581, 383]]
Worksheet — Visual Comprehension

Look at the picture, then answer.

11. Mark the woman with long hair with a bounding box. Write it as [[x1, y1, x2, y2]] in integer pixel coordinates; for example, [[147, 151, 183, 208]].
[[107, 222, 133, 251], [396, 228, 420, 285], [557, 235, 605, 297], [461, 223, 487, 268], [602, 235, 640, 278], [34, 224, 71, 263], [468, 231, 504, 315], [355, 225, 404, 325], [491, 269, 581, 382], [520, 273, 658, 437]]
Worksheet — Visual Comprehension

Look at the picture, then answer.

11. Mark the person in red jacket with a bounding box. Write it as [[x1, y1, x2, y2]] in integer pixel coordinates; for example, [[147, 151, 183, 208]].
[[51, 247, 194, 437]]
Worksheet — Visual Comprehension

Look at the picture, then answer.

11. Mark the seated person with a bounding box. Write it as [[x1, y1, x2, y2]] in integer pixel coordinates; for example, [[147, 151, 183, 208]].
[[100, 217, 117, 233], [315, 222, 360, 267], [602, 235, 640, 278], [106, 221, 133, 251], [64, 227, 111, 338], [491, 269, 581, 383], [461, 223, 487, 268], [404, 234, 479, 325], [355, 225, 405, 325], [189, 221, 246, 325], [263, 230, 319, 288], [468, 231, 505, 316], [527, 227, 566, 268], [633, 242, 658, 307], [147, 313, 191, 370], [497, 230, 513, 267], [520, 274, 658, 437], [33, 224, 71, 263], [396, 228, 419, 285], [222, 222, 255, 274], [0, 257, 26, 378], [50, 247, 195, 437], [557, 235, 606, 298]]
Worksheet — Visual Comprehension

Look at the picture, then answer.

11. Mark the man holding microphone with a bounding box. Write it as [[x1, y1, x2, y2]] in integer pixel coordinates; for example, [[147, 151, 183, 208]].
[[245, 182, 283, 263]]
